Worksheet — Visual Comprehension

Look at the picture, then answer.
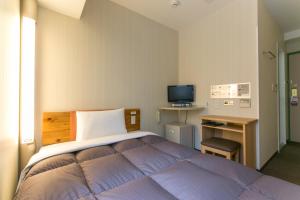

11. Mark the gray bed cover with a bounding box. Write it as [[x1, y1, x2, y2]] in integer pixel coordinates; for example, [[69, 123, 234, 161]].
[[15, 135, 300, 200]]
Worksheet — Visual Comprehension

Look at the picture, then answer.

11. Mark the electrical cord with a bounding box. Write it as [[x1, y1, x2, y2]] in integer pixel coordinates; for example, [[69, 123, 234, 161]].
[[185, 110, 188, 124]]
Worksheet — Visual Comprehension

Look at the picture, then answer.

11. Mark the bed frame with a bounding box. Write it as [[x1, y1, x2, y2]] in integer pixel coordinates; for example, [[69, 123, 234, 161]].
[[42, 108, 140, 146]]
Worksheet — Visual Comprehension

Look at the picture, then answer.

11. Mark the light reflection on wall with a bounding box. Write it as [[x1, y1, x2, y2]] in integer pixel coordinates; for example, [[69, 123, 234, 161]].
[[20, 17, 36, 144]]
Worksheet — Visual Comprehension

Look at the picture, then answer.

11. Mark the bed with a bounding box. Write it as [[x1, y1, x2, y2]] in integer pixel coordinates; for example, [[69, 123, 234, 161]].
[[15, 109, 300, 200]]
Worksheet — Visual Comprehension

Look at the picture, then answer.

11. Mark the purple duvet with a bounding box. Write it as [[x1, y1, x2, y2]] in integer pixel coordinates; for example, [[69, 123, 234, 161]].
[[15, 135, 300, 200]]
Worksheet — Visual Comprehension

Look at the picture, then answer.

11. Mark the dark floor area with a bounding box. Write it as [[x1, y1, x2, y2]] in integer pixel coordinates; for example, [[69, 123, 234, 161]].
[[262, 142, 300, 185]]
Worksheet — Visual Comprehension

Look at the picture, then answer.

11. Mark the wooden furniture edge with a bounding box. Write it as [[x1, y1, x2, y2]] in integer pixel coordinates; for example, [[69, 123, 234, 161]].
[[201, 145, 239, 161], [42, 108, 140, 146], [201, 124, 244, 133], [159, 106, 205, 111], [201, 115, 257, 125]]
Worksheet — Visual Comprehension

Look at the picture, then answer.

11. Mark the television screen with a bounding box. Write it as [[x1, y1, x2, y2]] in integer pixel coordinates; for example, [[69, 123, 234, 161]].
[[168, 85, 194, 103]]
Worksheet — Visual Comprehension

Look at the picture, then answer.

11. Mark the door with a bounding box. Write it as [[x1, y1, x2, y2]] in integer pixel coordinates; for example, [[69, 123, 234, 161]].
[[289, 52, 300, 142], [278, 49, 287, 148]]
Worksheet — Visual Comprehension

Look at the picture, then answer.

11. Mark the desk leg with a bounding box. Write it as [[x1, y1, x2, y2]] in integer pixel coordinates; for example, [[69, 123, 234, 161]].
[[242, 125, 247, 166], [246, 123, 256, 168]]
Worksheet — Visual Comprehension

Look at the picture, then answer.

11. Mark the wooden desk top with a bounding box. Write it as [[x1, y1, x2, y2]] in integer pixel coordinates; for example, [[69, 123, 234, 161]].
[[201, 115, 257, 125]]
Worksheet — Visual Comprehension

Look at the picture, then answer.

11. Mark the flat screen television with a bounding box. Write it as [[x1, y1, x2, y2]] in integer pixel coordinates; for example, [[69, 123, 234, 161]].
[[168, 85, 194, 103]]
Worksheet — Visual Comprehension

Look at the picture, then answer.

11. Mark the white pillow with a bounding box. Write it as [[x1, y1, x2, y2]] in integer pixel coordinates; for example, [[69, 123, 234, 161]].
[[76, 108, 127, 141]]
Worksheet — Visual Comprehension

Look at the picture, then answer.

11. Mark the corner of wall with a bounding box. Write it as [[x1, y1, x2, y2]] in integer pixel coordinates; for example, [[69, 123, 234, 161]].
[[257, 0, 284, 169]]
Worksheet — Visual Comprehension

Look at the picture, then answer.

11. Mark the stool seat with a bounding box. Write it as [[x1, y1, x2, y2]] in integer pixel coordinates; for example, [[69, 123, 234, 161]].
[[201, 137, 240, 152]]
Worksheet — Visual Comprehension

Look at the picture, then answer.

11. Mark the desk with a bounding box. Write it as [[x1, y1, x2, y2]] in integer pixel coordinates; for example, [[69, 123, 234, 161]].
[[201, 115, 257, 168]]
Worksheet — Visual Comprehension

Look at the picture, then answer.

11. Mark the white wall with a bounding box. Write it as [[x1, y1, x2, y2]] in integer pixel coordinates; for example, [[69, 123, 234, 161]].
[[0, 0, 20, 199], [179, 0, 259, 150], [257, 0, 283, 168], [35, 0, 178, 147], [286, 37, 300, 53]]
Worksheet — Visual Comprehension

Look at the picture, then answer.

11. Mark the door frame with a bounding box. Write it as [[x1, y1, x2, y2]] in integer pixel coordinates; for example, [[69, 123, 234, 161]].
[[277, 47, 288, 151], [287, 51, 300, 141]]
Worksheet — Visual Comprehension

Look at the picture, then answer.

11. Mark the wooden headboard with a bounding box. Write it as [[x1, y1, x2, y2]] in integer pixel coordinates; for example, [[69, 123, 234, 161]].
[[42, 108, 141, 146]]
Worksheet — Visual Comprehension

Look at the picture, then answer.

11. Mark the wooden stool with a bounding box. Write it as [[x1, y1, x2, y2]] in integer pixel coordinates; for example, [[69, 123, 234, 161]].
[[201, 137, 240, 162]]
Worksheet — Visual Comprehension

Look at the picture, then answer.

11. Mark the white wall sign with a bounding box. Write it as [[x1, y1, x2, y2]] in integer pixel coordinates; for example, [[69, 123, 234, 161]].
[[211, 82, 251, 99]]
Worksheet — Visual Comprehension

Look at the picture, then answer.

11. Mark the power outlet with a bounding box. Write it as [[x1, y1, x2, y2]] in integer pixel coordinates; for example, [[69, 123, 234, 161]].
[[131, 115, 136, 125], [224, 100, 234, 106], [156, 111, 161, 123], [130, 111, 137, 125], [240, 99, 251, 108]]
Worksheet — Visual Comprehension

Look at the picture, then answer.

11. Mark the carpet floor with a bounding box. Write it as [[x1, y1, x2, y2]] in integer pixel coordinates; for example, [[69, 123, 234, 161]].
[[262, 142, 300, 185]]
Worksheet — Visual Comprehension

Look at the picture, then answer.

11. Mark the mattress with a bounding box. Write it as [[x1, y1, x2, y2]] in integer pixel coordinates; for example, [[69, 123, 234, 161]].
[[15, 132, 300, 200]]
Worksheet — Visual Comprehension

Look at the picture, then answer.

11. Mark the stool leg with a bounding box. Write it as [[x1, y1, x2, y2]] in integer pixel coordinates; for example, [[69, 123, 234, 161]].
[[201, 146, 206, 154], [225, 152, 231, 160]]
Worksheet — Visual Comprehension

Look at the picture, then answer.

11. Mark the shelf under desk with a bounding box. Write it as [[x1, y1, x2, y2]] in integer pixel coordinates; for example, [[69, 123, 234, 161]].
[[201, 115, 256, 124], [201, 115, 257, 168], [201, 124, 244, 133]]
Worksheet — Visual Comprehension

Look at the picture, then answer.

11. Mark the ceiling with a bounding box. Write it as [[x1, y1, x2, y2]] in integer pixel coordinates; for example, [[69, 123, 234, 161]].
[[264, 0, 300, 33], [37, 0, 300, 38], [109, 0, 232, 31], [38, 0, 86, 19]]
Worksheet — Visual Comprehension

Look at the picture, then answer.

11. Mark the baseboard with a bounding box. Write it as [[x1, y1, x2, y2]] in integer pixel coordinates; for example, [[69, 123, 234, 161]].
[[287, 140, 300, 145], [259, 151, 278, 172]]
